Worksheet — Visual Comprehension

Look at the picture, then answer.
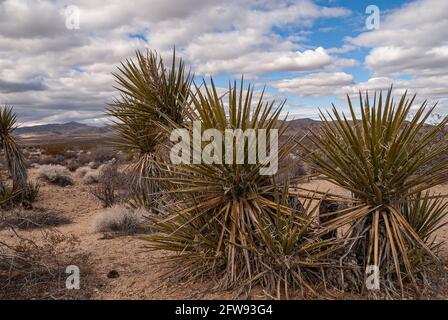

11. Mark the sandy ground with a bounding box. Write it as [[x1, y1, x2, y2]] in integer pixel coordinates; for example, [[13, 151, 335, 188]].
[[1, 169, 448, 299]]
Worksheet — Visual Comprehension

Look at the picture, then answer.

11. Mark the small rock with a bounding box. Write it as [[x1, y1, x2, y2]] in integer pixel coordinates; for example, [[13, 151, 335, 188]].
[[107, 270, 120, 279]]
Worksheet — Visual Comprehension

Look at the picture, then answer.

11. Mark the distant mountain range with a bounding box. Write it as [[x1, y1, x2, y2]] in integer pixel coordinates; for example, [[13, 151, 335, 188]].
[[15, 121, 111, 136], [14, 118, 322, 137]]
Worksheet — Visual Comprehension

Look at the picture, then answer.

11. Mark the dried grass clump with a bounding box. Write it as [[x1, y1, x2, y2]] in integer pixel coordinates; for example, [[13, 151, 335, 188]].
[[82, 170, 100, 185], [93, 205, 147, 235], [37, 164, 73, 186], [75, 166, 91, 178], [0, 208, 71, 230]]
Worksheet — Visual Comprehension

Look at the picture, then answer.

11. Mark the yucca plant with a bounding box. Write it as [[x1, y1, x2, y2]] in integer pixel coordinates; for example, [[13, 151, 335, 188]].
[[401, 192, 448, 245], [143, 79, 337, 297], [0, 106, 28, 193], [108, 49, 193, 205], [302, 88, 448, 294], [112, 49, 193, 125]]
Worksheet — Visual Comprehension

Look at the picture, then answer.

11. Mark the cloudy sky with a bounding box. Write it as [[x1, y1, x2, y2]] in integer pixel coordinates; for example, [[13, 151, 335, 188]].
[[0, 0, 447, 126]]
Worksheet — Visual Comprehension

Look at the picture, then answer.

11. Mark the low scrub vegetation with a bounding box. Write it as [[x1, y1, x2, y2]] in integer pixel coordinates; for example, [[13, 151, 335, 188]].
[[90, 162, 129, 207], [0, 208, 71, 230], [0, 228, 96, 299], [93, 204, 147, 235], [37, 165, 73, 187]]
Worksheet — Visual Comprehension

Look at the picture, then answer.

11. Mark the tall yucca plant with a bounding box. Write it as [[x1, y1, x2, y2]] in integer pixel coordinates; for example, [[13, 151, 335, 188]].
[[302, 88, 448, 293], [0, 106, 28, 193], [108, 49, 193, 200], [144, 79, 336, 297]]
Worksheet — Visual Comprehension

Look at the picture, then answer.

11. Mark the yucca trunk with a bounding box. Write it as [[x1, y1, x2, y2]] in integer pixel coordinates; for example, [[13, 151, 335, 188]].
[[0, 106, 28, 194]]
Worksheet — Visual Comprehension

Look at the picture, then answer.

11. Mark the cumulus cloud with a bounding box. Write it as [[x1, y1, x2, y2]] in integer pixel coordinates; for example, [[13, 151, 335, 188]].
[[0, 79, 47, 93], [195, 47, 335, 75], [347, 0, 448, 100], [0, 0, 353, 125], [273, 72, 354, 96]]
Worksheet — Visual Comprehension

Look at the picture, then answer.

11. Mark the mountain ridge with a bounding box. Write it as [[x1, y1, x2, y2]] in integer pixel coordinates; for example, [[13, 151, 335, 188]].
[[14, 118, 323, 137], [15, 121, 111, 136]]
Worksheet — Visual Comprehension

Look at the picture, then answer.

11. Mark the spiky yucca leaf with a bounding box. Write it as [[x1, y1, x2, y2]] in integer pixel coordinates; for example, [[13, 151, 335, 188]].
[[400, 192, 448, 246], [111, 49, 193, 125], [0, 106, 28, 192], [396, 193, 448, 275], [303, 88, 448, 294], [143, 79, 336, 297]]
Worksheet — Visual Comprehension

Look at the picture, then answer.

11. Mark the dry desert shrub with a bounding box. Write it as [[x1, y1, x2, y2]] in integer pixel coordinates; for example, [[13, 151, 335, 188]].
[[75, 166, 91, 178], [66, 159, 81, 172], [93, 204, 147, 235], [37, 164, 73, 187], [0, 228, 97, 299], [39, 143, 72, 156], [77, 148, 115, 169], [82, 170, 100, 185], [89, 162, 128, 207], [0, 208, 71, 230], [36, 154, 65, 166]]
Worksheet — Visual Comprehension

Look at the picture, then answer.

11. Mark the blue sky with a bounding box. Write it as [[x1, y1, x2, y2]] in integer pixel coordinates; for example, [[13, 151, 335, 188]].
[[0, 0, 447, 125]]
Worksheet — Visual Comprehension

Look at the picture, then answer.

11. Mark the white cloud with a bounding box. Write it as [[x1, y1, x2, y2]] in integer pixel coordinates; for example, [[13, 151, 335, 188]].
[[273, 72, 354, 96], [195, 47, 335, 75], [0, 0, 351, 124], [346, 0, 448, 97]]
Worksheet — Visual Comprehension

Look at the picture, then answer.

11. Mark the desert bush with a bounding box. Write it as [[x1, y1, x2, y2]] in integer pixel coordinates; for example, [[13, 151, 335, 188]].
[[89, 162, 125, 207], [76, 152, 94, 166], [0, 208, 71, 230], [75, 166, 91, 177], [82, 170, 100, 185], [63, 149, 77, 159], [0, 228, 92, 299], [302, 88, 448, 295], [66, 160, 81, 172], [76, 148, 115, 169], [93, 204, 147, 235], [37, 165, 73, 187], [39, 143, 71, 156], [36, 154, 65, 166], [90, 147, 115, 164]]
